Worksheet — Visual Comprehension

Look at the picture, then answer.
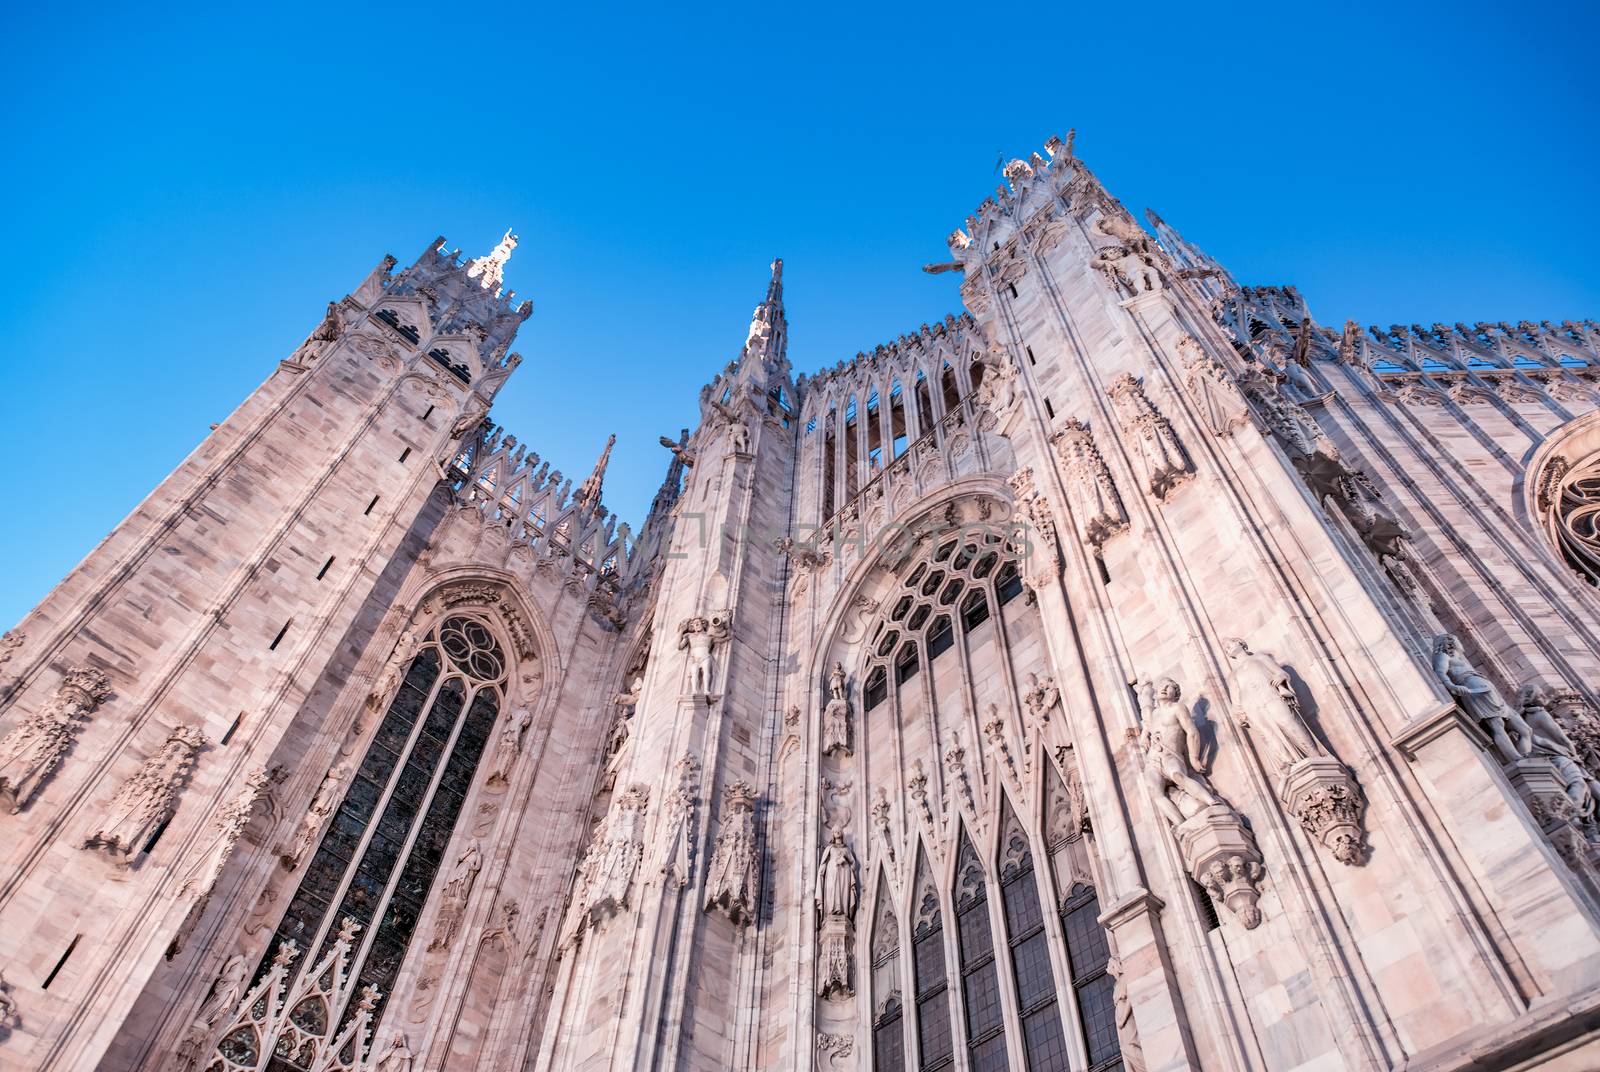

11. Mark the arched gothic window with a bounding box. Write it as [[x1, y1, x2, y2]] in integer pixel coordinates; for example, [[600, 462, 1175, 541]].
[[911, 851, 954, 1071], [871, 879, 906, 1072], [998, 802, 1069, 1071], [852, 519, 1122, 1072], [1046, 756, 1121, 1071], [221, 616, 508, 1069], [954, 831, 1008, 1071]]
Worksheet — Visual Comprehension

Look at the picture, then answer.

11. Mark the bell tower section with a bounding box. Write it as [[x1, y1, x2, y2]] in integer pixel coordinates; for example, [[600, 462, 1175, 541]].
[[0, 232, 529, 1071]]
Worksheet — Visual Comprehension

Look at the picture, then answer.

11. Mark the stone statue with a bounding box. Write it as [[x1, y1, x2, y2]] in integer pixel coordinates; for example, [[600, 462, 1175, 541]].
[[489, 707, 534, 786], [815, 825, 857, 997], [0, 666, 112, 813], [870, 787, 895, 863], [1521, 685, 1600, 824], [368, 624, 421, 708], [310, 301, 342, 343], [196, 953, 247, 1030], [1106, 952, 1147, 1072], [815, 826, 858, 921], [1520, 684, 1580, 758], [1134, 679, 1220, 828], [282, 762, 350, 869], [83, 725, 208, 865], [1089, 215, 1161, 295], [679, 615, 731, 696], [1223, 638, 1323, 775], [821, 661, 852, 756], [373, 1031, 414, 1072], [705, 782, 760, 926], [1433, 634, 1532, 764], [172, 951, 249, 1069], [427, 840, 482, 951]]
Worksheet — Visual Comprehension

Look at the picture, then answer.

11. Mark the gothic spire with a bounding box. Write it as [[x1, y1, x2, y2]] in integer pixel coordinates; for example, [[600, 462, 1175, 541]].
[[740, 258, 788, 373], [575, 433, 616, 515], [466, 228, 518, 296]]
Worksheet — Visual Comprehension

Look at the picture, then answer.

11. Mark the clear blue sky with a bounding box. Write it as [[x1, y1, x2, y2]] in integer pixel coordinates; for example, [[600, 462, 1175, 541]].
[[1, 1, 1596, 628]]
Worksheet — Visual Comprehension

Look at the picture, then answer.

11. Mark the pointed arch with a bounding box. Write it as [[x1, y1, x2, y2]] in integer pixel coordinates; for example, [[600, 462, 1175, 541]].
[[911, 847, 955, 1071], [997, 797, 1069, 1070], [871, 875, 907, 1071], [953, 827, 1008, 1070]]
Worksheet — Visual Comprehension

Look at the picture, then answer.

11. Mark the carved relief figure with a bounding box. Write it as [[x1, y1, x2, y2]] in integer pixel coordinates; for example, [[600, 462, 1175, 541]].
[[1134, 678, 1220, 828], [1223, 638, 1323, 775], [428, 840, 483, 951], [174, 953, 248, 1069], [654, 754, 700, 887], [83, 725, 208, 865], [1008, 468, 1062, 585], [282, 762, 350, 869], [1433, 634, 1533, 764], [1053, 420, 1128, 546], [373, 1031, 415, 1072], [585, 784, 649, 923], [705, 781, 760, 926], [1023, 672, 1060, 730], [821, 661, 852, 755], [0, 666, 112, 813], [1107, 374, 1192, 499]]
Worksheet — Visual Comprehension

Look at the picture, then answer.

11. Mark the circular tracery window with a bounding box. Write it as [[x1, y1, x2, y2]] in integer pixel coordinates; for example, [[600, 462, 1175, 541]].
[[438, 616, 506, 681], [1545, 453, 1600, 586]]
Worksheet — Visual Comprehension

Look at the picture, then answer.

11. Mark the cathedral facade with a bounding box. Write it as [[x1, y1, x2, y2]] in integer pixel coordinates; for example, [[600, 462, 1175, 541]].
[[1, 136, 1600, 1072]]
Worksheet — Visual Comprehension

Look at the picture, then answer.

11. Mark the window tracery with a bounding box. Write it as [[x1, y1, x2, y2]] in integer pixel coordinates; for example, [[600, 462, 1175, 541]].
[[871, 880, 906, 1072], [1540, 449, 1600, 586], [910, 852, 954, 1071], [954, 831, 1008, 1071], [225, 614, 510, 1070], [856, 520, 1120, 1071]]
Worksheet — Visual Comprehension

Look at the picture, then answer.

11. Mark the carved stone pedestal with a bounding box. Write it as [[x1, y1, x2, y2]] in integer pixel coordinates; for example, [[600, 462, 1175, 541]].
[[1280, 756, 1366, 865], [1505, 757, 1600, 892], [1175, 803, 1267, 929], [1506, 757, 1578, 830], [816, 916, 853, 998]]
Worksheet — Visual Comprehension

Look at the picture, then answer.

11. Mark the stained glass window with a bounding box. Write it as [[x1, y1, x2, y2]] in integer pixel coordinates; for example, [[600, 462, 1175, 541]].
[[1061, 884, 1121, 1071], [999, 804, 1067, 1072], [872, 881, 906, 1072], [253, 615, 509, 1064], [954, 832, 1007, 1069], [912, 853, 954, 1071]]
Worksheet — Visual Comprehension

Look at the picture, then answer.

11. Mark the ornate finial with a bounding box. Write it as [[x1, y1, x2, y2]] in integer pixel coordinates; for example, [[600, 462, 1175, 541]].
[[466, 228, 518, 296], [576, 434, 616, 515]]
